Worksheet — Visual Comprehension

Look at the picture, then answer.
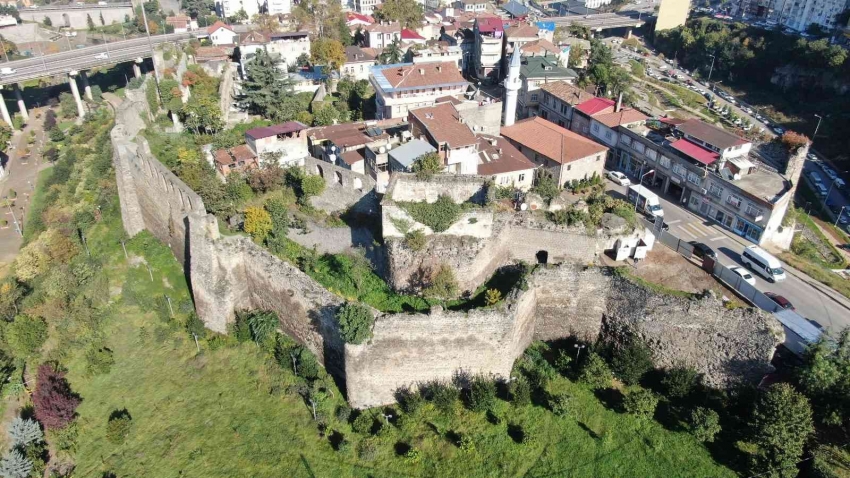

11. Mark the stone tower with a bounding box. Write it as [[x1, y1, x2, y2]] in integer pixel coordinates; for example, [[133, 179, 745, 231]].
[[503, 47, 521, 127]]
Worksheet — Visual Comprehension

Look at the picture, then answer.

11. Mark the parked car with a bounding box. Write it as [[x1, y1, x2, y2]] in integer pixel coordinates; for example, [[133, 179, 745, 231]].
[[823, 167, 838, 180], [688, 241, 717, 260], [607, 171, 631, 186], [773, 126, 786, 135], [764, 292, 795, 311], [0, 67, 15, 75], [729, 266, 756, 286], [94, 52, 109, 60]]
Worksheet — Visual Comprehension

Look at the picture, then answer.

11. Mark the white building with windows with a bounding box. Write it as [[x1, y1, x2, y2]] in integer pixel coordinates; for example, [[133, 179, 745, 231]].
[[267, 31, 311, 67], [370, 62, 469, 119], [342, 46, 377, 81]]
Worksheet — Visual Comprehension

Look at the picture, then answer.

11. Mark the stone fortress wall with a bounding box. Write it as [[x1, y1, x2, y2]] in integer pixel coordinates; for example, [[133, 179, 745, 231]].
[[112, 94, 785, 409]]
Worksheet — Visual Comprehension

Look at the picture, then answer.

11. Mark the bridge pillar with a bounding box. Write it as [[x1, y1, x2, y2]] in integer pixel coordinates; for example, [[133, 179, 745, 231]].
[[625, 28, 633, 40], [79, 71, 93, 101], [133, 60, 142, 79], [67, 72, 85, 119], [12, 84, 27, 122], [0, 89, 12, 129]]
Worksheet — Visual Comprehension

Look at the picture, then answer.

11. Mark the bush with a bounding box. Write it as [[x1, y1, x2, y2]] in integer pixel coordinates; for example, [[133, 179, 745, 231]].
[[32, 364, 81, 430], [549, 207, 587, 226], [403, 230, 426, 251], [246, 310, 279, 345], [43, 110, 57, 131], [811, 444, 850, 478], [127, 76, 144, 90], [533, 173, 560, 202], [780, 131, 809, 151], [623, 388, 658, 419], [548, 392, 571, 416], [49, 128, 65, 143], [335, 302, 374, 344], [687, 407, 721, 442], [458, 434, 475, 453], [351, 413, 374, 435], [484, 288, 502, 306], [105, 410, 132, 445], [404, 448, 421, 463], [358, 437, 379, 461], [84, 347, 115, 377], [662, 365, 700, 398], [397, 387, 425, 414], [423, 264, 458, 301], [466, 375, 496, 412], [509, 376, 531, 406], [0, 449, 32, 478], [577, 353, 612, 390], [397, 195, 462, 233], [6, 315, 47, 359], [611, 340, 654, 385], [300, 175, 325, 198], [423, 381, 459, 413], [412, 152, 442, 180], [244, 206, 273, 242]]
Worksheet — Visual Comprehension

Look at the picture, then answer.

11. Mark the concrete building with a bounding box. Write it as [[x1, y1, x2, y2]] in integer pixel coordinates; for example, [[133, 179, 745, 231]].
[[473, 16, 504, 82], [538, 81, 595, 128], [735, 0, 846, 32], [355, 0, 382, 15], [476, 134, 537, 190], [517, 56, 579, 119], [401, 28, 427, 45], [208, 21, 238, 46], [267, 0, 292, 15], [370, 62, 469, 119], [342, 45, 377, 81], [411, 43, 464, 70], [501, 116, 608, 187], [504, 23, 543, 56], [166, 15, 197, 33], [387, 138, 437, 172], [613, 118, 796, 245], [213, 145, 258, 177], [245, 121, 310, 165], [654, 0, 691, 32], [216, 0, 260, 20], [458, 0, 488, 12], [409, 102, 480, 174], [557, 37, 591, 69], [267, 31, 311, 67], [364, 22, 402, 48]]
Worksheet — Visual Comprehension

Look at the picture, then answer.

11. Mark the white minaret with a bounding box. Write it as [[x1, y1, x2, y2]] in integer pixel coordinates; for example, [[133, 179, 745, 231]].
[[503, 47, 522, 127]]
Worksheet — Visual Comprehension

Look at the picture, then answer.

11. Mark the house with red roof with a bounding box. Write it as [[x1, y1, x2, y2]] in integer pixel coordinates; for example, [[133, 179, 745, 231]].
[[401, 28, 426, 45], [207, 21, 237, 46], [245, 121, 310, 166], [346, 11, 374, 28], [213, 145, 258, 177], [568, 96, 647, 149], [370, 61, 469, 119], [473, 16, 504, 81]]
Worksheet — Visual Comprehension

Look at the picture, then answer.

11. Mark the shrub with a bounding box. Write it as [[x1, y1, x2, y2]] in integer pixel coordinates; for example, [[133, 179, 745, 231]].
[[243, 206, 273, 242], [577, 353, 612, 390], [687, 407, 721, 442], [351, 413, 374, 435], [336, 438, 350, 453], [300, 175, 325, 198], [6, 315, 47, 359], [811, 444, 850, 478], [484, 288, 502, 306], [105, 410, 132, 445], [403, 230, 427, 251], [549, 207, 587, 226], [611, 340, 654, 385], [0, 449, 32, 478], [335, 406, 351, 423], [780, 131, 809, 151], [43, 110, 57, 131], [548, 392, 571, 416], [458, 434, 475, 453], [48, 128, 65, 143], [246, 310, 279, 345], [748, 383, 814, 477], [554, 350, 573, 374], [397, 195, 462, 232], [412, 152, 442, 180], [466, 375, 496, 412], [84, 347, 115, 377], [423, 381, 459, 413], [336, 302, 373, 344], [623, 388, 659, 419], [662, 365, 700, 398], [533, 174, 559, 202], [397, 387, 425, 414], [423, 264, 458, 301], [510, 376, 531, 406], [358, 437, 379, 461], [404, 448, 421, 463], [32, 364, 81, 430], [7, 418, 42, 448]]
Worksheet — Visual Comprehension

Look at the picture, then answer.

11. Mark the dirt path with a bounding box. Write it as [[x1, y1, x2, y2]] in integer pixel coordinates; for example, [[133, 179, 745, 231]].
[[812, 218, 850, 264]]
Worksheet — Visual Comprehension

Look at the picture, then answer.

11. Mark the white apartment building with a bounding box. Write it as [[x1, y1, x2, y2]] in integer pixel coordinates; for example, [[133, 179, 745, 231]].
[[458, 0, 488, 12], [473, 17, 504, 81], [364, 22, 402, 48], [355, 0, 382, 15], [245, 121, 311, 166], [342, 45, 377, 81], [410, 102, 480, 174], [370, 62, 469, 119], [412, 44, 464, 70], [216, 0, 259, 19], [267, 31, 311, 66]]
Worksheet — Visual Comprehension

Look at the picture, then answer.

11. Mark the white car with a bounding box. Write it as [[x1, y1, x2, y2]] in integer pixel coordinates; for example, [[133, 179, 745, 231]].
[[730, 266, 756, 286], [607, 171, 631, 186], [64, 31, 78, 37], [0, 67, 15, 75], [94, 52, 109, 60]]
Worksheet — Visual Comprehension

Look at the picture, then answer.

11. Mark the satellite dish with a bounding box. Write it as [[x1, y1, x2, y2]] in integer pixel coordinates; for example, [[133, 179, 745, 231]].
[[330, 145, 337, 151], [329, 154, 336, 162], [379, 146, 386, 154], [520, 203, 528, 211]]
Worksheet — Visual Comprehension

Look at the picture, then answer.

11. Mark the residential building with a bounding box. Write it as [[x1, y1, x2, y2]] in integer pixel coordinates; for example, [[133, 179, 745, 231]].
[[364, 22, 402, 48], [166, 15, 197, 33], [519, 39, 563, 63], [346, 11, 375, 28], [558, 37, 591, 69], [502, 0, 529, 18], [473, 16, 504, 82], [307, 121, 404, 181], [501, 116, 608, 187], [370, 62, 469, 119], [216, 0, 259, 20], [517, 56, 579, 119], [214, 145, 258, 177], [476, 134, 537, 190], [387, 138, 437, 172], [245, 121, 310, 165], [735, 0, 845, 32], [441, 24, 476, 76], [409, 102, 480, 174], [613, 118, 798, 245], [401, 28, 427, 45], [504, 23, 543, 55], [289, 66, 338, 94], [459, 0, 488, 12], [355, 0, 382, 16], [569, 97, 614, 137], [208, 21, 238, 46], [342, 45, 377, 81], [238, 31, 270, 57], [411, 43, 464, 70], [267, 0, 292, 15], [339, 149, 368, 175], [267, 31, 311, 67], [584, 0, 613, 8], [538, 81, 595, 128], [654, 0, 690, 31]]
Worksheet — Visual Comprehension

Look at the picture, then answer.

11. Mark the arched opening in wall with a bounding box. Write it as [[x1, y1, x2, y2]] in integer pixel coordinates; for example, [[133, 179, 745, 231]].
[[353, 177, 362, 190], [334, 171, 343, 186], [315, 164, 324, 178], [62, 14, 70, 28], [536, 250, 549, 264]]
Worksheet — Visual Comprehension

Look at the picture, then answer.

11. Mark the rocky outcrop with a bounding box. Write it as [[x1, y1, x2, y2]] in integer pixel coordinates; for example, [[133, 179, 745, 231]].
[[771, 64, 850, 95]]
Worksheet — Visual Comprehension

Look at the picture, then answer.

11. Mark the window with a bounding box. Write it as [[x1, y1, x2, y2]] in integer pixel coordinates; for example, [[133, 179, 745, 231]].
[[557, 120, 565, 127], [727, 194, 742, 208], [531, 93, 538, 102], [560, 103, 569, 114], [687, 171, 701, 185], [633, 142, 645, 153], [592, 123, 599, 133], [672, 162, 686, 177], [620, 135, 632, 146], [708, 183, 723, 198], [605, 130, 612, 139], [519, 173, 526, 182], [540, 110, 548, 119], [745, 204, 763, 218], [646, 149, 657, 161], [596, 155, 601, 161], [659, 156, 671, 168]]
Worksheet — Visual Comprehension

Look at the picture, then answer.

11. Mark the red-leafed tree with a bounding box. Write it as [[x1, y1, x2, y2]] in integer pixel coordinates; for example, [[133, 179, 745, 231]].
[[32, 364, 81, 430]]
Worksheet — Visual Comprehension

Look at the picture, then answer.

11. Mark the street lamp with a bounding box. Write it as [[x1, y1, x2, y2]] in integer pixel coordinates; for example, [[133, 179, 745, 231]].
[[633, 163, 655, 212], [574, 343, 586, 360], [834, 205, 845, 227], [813, 113, 825, 140], [706, 53, 716, 84]]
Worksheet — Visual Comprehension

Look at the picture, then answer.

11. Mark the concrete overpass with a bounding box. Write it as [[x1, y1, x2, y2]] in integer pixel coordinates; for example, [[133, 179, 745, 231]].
[[0, 32, 194, 127], [18, 3, 135, 30], [547, 11, 653, 31]]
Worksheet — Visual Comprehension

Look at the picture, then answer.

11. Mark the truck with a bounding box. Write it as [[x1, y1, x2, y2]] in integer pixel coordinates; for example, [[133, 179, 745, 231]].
[[628, 185, 664, 218]]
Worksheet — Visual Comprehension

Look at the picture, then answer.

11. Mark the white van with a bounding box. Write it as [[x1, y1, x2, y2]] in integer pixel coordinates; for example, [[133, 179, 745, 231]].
[[741, 245, 786, 282]]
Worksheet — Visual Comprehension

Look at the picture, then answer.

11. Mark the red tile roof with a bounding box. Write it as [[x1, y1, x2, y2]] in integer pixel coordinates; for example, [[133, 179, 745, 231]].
[[575, 97, 615, 116], [401, 28, 425, 40], [207, 21, 233, 35], [669, 138, 719, 165], [376, 62, 467, 89], [410, 102, 477, 149], [592, 109, 647, 128], [340, 149, 366, 165], [500, 117, 608, 164], [520, 39, 560, 56], [476, 135, 536, 175], [346, 12, 374, 24], [476, 17, 504, 34], [246, 121, 308, 140], [505, 23, 538, 39], [214, 145, 257, 167], [540, 81, 594, 105]]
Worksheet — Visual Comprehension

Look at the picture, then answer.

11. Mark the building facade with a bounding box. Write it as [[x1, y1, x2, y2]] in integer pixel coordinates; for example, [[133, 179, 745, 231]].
[[516, 56, 579, 119], [370, 62, 469, 119], [473, 17, 504, 82]]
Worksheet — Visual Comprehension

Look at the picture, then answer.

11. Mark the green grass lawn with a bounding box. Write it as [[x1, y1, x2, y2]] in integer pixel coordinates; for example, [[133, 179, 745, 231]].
[[21, 167, 54, 243], [58, 120, 75, 132]]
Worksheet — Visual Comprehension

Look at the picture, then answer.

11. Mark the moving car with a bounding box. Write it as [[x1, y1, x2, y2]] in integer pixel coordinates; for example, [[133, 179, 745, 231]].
[[742, 245, 786, 282], [688, 241, 717, 260], [94, 52, 109, 60], [0, 67, 15, 75], [729, 266, 756, 286], [627, 184, 664, 218], [764, 292, 795, 311], [607, 171, 631, 186]]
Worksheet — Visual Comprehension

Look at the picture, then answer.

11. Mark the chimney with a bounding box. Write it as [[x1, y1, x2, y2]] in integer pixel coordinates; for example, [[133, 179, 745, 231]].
[[419, 68, 425, 75], [436, 65, 442, 72], [615, 92, 623, 113]]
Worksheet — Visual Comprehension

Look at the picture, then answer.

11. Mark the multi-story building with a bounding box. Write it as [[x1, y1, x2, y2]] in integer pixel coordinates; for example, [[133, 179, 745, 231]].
[[517, 56, 579, 119], [473, 16, 504, 82], [409, 102, 480, 174], [342, 45, 377, 81], [370, 62, 469, 119], [207, 21, 238, 46], [654, 0, 690, 31], [216, 0, 258, 20], [267, 0, 292, 15], [476, 134, 537, 190], [501, 117, 609, 187], [537, 81, 595, 129], [245, 122, 310, 165], [364, 22, 402, 48], [355, 0, 382, 16], [504, 23, 543, 55], [735, 0, 846, 32], [458, 0, 488, 12], [613, 118, 798, 245], [412, 43, 464, 70], [267, 31, 311, 67]]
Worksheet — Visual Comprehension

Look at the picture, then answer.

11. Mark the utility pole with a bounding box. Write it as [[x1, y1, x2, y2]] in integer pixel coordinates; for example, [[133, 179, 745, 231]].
[[813, 113, 824, 140], [706, 53, 716, 84], [139, 0, 162, 99]]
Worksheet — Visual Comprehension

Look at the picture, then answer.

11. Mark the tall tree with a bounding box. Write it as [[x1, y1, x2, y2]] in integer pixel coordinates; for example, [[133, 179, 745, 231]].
[[242, 49, 296, 121], [181, 95, 223, 134], [86, 13, 95, 31], [748, 383, 814, 478], [181, 0, 213, 19], [310, 37, 346, 70], [373, 0, 424, 28], [379, 39, 403, 64], [293, 0, 344, 39], [32, 364, 81, 430]]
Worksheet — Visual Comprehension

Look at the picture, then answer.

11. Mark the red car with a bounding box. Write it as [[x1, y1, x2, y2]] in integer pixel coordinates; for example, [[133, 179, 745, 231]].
[[764, 292, 795, 311]]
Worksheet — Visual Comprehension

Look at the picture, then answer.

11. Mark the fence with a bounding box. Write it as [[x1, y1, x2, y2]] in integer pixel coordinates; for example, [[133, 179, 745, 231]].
[[644, 218, 823, 355]]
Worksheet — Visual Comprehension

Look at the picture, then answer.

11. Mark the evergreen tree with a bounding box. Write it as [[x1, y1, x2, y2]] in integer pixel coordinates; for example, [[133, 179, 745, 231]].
[[86, 14, 95, 31], [242, 49, 296, 122]]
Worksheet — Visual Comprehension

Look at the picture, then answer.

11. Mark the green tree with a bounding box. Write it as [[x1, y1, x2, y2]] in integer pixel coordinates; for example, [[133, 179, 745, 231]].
[[748, 383, 814, 478], [379, 39, 403, 64], [5, 315, 47, 359], [611, 340, 653, 385], [533, 173, 560, 201], [312, 103, 340, 126], [622, 388, 658, 419], [86, 13, 95, 31], [0, 124, 11, 152], [181, 94, 223, 134], [59, 92, 77, 119], [373, 0, 424, 28], [181, 0, 213, 18], [662, 365, 700, 398], [106, 410, 132, 445], [335, 302, 374, 344], [687, 407, 721, 442], [310, 37, 346, 70], [423, 264, 458, 301], [42, 16, 52, 27], [466, 375, 496, 412], [243, 49, 297, 122], [99, 11, 105, 25], [300, 175, 325, 198], [578, 352, 612, 390], [412, 152, 442, 179], [244, 206, 273, 242]]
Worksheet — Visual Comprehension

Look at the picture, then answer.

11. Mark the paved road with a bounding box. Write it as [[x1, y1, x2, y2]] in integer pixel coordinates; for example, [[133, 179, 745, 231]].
[[547, 11, 649, 29], [0, 32, 194, 86], [607, 179, 850, 333]]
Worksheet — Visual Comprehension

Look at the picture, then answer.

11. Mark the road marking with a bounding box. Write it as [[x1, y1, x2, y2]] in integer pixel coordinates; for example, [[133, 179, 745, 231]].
[[675, 225, 696, 239], [708, 236, 726, 242], [666, 219, 682, 225]]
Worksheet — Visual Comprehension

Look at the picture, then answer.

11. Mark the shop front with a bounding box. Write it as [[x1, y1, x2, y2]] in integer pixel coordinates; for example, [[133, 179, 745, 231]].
[[733, 217, 763, 243]]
